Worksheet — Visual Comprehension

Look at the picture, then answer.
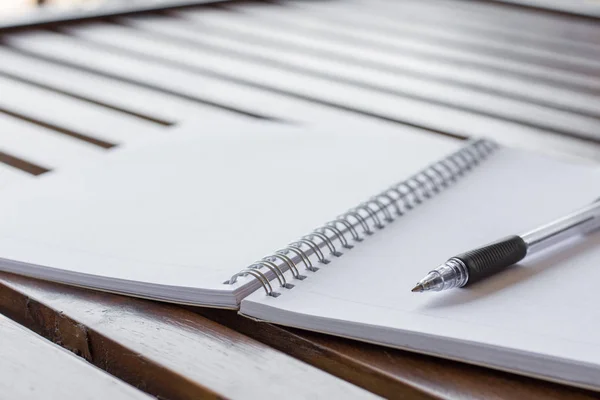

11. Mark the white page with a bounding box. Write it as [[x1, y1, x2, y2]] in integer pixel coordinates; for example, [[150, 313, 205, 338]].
[[242, 147, 600, 388], [0, 120, 459, 307]]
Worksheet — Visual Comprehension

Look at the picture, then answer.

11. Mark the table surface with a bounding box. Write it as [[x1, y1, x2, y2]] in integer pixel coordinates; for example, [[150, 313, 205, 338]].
[[0, 311, 152, 400], [1, 0, 600, 399], [2, 272, 599, 400]]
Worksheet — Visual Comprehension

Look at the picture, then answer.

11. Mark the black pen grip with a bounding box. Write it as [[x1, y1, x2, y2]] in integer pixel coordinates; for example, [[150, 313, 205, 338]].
[[454, 235, 528, 285]]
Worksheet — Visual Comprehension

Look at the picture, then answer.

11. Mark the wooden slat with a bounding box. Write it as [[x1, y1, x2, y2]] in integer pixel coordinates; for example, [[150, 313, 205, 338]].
[[232, 2, 600, 93], [3, 30, 280, 122], [402, 0, 600, 36], [63, 22, 594, 142], [0, 45, 222, 125], [0, 313, 152, 400], [163, 8, 600, 121], [0, 0, 228, 31], [286, 0, 600, 60], [0, 112, 104, 170], [58, 22, 600, 148], [116, 14, 600, 139], [5, 14, 600, 159], [0, 272, 375, 400], [0, 162, 32, 188], [0, 75, 163, 146], [279, 1, 600, 68], [343, 0, 600, 43]]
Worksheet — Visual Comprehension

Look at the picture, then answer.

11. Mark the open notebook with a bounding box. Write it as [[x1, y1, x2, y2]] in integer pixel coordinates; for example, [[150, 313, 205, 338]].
[[1, 122, 600, 390]]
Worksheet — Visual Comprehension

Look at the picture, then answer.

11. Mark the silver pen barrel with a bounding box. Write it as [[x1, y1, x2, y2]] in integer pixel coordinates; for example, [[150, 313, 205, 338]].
[[521, 200, 600, 255]]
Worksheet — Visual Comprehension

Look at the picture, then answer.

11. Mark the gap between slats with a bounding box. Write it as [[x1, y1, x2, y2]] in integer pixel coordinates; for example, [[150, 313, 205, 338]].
[[0, 70, 175, 127], [160, 9, 600, 121], [57, 24, 600, 143], [409, 0, 600, 38], [2, 7, 600, 157], [283, 0, 600, 61], [115, 15, 600, 125], [53, 26, 472, 141], [217, 4, 600, 97], [0, 107, 116, 149], [0, 40, 277, 123], [0, 150, 49, 176], [300, 0, 600, 46], [272, 0, 600, 75]]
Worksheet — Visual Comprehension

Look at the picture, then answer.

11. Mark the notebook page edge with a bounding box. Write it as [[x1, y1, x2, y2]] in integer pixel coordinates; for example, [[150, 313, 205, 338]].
[[0, 119, 459, 307], [239, 145, 600, 388]]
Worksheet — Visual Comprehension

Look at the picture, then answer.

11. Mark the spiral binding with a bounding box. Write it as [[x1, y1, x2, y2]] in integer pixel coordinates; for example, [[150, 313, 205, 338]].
[[225, 139, 499, 296]]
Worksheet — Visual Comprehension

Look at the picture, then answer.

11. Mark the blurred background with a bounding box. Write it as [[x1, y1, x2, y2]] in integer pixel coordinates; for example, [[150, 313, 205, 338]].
[[1, 0, 600, 183], [1, 0, 96, 16]]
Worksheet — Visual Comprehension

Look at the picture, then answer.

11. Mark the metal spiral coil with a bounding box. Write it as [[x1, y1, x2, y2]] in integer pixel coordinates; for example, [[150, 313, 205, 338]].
[[225, 139, 499, 297], [327, 220, 361, 243]]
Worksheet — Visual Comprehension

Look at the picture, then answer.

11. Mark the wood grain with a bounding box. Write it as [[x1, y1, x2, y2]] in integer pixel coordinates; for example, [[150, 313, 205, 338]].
[[0, 312, 152, 400], [1, 268, 597, 400], [0, 272, 374, 400]]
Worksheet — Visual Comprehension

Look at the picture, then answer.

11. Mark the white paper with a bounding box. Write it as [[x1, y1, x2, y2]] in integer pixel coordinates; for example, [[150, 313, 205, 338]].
[[242, 147, 600, 389], [0, 120, 457, 307]]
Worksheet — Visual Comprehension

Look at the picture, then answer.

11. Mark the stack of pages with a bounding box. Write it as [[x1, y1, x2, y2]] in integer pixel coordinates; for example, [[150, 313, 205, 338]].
[[0, 121, 599, 391]]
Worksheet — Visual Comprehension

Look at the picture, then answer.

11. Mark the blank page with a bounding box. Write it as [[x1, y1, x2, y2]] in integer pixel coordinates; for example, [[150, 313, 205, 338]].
[[0, 120, 458, 308], [242, 147, 600, 389]]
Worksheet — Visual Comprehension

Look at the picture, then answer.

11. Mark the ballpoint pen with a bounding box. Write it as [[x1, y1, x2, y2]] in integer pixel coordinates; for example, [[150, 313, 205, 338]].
[[412, 199, 600, 293]]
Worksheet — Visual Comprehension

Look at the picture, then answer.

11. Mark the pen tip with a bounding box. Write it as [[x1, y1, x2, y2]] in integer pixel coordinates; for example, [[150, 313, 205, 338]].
[[411, 284, 424, 293]]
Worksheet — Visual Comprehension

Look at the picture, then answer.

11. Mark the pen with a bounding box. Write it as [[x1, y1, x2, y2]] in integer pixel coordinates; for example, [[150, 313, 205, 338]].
[[411, 199, 600, 293]]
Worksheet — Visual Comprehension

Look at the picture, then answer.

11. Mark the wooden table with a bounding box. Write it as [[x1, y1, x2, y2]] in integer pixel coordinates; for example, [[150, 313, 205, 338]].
[[0, 311, 152, 400], [1, 272, 598, 399]]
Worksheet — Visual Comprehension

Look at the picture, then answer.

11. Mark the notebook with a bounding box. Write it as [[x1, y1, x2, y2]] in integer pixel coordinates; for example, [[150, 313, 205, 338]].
[[1, 122, 599, 390]]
